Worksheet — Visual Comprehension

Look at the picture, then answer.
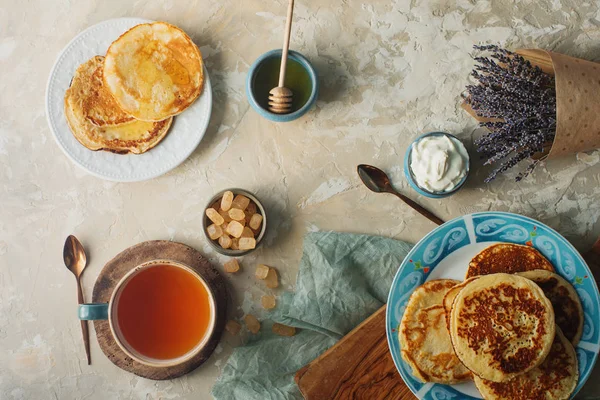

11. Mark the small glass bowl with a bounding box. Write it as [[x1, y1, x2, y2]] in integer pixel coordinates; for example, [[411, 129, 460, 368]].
[[203, 188, 267, 256], [404, 132, 470, 199]]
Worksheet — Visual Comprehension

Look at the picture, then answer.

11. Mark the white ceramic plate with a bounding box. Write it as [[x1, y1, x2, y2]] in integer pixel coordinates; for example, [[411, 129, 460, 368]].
[[45, 18, 212, 182], [387, 212, 600, 400]]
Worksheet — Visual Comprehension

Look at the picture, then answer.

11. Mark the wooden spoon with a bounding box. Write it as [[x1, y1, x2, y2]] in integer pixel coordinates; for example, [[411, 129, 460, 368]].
[[63, 235, 91, 365], [357, 164, 445, 226], [268, 0, 295, 114]]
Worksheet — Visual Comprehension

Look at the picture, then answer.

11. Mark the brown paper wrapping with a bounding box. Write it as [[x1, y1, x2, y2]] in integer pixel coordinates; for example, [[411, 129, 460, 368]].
[[465, 49, 600, 159], [547, 51, 600, 158]]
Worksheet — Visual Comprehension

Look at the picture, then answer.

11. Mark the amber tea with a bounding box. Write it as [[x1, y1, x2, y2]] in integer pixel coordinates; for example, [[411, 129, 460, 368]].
[[115, 264, 212, 360]]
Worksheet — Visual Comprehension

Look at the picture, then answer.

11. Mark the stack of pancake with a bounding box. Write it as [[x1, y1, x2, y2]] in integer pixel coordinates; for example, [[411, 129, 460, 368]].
[[399, 243, 583, 400], [64, 22, 204, 154]]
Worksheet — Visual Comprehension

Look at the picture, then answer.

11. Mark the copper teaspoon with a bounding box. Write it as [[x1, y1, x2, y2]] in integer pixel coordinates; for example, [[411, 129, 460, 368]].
[[357, 164, 444, 226], [63, 235, 91, 365]]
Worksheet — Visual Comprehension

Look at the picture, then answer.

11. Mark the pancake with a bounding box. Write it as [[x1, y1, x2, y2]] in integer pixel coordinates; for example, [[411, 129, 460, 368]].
[[466, 243, 554, 279], [65, 56, 135, 126], [474, 327, 578, 400], [104, 22, 204, 121], [450, 273, 555, 382], [518, 270, 583, 345], [65, 57, 172, 154], [442, 277, 479, 330], [399, 279, 471, 384]]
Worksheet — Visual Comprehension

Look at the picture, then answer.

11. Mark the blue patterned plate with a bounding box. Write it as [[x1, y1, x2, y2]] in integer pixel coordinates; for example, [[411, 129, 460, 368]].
[[386, 212, 600, 399]]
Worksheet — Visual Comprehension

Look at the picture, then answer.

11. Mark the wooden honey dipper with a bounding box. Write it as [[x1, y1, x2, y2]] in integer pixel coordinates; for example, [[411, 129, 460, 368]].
[[268, 0, 295, 114]]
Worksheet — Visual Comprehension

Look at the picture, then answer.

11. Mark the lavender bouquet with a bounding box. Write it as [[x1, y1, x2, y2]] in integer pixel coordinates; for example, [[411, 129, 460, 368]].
[[464, 45, 557, 182]]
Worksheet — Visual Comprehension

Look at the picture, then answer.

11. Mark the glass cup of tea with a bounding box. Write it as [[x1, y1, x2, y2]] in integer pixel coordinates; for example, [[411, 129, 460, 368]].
[[78, 259, 217, 367]]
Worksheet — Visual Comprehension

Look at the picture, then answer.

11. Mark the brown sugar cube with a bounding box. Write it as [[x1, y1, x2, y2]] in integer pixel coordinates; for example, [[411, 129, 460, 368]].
[[249, 213, 263, 230], [225, 320, 241, 335], [218, 208, 232, 223], [226, 221, 244, 238], [241, 227, 254, 238], [261, 295, 276, 309], [246, 202, 257, 216], [228, 208, 246, 221], [211, 200, 221, 210], [272, 323, 296, 337], [231, 238, 239, 250], [255, 264, 270, 280], [265, 267, 279, 288], [231, 194, 250, 210], [206, 208, 225, 225], [244, 314, 261, 334], [238, 237, 256, 250], [221, 191, 234, 211], [219, 234, 233, 249], [207, 224, 223, 240], [223, 258, 240, 273]]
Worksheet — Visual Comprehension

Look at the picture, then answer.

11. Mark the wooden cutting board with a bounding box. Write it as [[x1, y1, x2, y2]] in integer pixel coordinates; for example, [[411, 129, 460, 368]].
[[295, 238, 600, 400]]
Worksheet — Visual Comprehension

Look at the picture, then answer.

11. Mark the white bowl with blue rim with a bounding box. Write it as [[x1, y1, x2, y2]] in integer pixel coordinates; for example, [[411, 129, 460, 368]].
[[246, 49, 318, 122], [404, 132, 470, 198], [386, 211, 600, 400]]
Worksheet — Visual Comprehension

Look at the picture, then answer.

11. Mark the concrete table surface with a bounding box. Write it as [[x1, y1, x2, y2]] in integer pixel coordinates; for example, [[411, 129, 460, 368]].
[[1, 0, 600, 399]]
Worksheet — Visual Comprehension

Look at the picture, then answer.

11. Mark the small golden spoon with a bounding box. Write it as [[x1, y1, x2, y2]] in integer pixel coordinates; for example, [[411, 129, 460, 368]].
[[63, 235, 91, 365], [268, 0, 295, 114]]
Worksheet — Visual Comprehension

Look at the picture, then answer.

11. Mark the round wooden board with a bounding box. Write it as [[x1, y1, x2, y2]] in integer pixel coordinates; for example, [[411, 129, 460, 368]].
[[92, 240, 227, 380]]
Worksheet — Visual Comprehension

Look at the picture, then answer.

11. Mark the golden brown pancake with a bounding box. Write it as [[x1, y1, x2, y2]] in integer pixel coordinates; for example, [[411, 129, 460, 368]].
[[466, 243, 554, 279], [474, 327, 578, 400], [518, 270, 584, 345], [64, 57, 172, 154], [399, 279, 471, 384], [103, 22, 204, 121], [65, 55, 135, 126], [450, 273, 555, 382], [442, 277, 478, 330]]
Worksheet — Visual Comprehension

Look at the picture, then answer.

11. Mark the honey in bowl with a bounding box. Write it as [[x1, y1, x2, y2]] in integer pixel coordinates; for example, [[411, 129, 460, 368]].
[[116, 264, 212, 360], [253, 57, 312, 113]]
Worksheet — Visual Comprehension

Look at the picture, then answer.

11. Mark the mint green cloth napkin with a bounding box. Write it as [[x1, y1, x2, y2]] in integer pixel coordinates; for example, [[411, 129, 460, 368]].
[[211, 231, 412, 400]]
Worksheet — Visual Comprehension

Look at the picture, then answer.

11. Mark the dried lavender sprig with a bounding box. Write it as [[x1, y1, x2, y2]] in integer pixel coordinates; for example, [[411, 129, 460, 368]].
[[466, 44, 556, 182]]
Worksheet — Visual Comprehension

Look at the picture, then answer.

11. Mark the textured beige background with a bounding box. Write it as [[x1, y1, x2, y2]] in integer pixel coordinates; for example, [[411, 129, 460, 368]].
[[2, 0, 600, 399]]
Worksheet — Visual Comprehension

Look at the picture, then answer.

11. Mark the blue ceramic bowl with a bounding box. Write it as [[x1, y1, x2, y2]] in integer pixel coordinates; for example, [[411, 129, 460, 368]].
[[246, 49, 318, 122], [404, 132, 470, 198]]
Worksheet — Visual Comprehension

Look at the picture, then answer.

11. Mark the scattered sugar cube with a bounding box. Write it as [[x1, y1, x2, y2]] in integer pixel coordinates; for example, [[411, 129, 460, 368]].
[[232, 195, 250, 210], [238, 237, 256, 250], [241, 227, 254, 238], [225, 320, 241, 335], [265, 267, 279, 288], [246, 202, 257, 216], [228, 208, 245, 221], [223, 258, 239, 273], [219, 234, 233, 249], [244, 314, 261, 334], [221, 191, 234, 211], [249, 213, 263, 230], [206, 208, 225, 225], [226, 221, 244, 238], [272, 323, 296, 337], [261, 295, 276, 309], [255, 264, 270, 280], [231, 238, 239, 250], [207, 224, 223, 240]]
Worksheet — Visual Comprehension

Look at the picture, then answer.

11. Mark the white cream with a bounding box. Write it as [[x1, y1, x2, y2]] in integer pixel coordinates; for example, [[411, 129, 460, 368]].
[[410, 134, 469, 193]]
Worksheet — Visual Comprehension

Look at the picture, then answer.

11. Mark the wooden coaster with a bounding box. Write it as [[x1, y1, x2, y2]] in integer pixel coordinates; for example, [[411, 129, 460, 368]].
[[92, 240, 227, 380]]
